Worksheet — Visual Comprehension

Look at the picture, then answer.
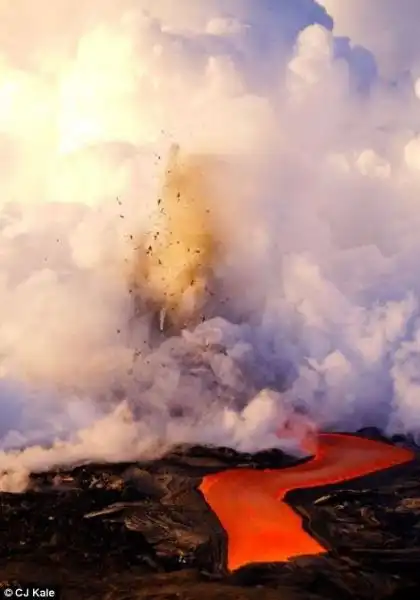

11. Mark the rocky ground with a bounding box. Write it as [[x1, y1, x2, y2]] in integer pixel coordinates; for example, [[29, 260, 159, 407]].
[[1, 432, 420, 600]]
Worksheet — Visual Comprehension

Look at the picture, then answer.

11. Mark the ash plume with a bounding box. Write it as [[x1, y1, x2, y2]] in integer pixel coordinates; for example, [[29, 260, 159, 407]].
[[129, 144, 223, 334], [1, 0, 420, 491]]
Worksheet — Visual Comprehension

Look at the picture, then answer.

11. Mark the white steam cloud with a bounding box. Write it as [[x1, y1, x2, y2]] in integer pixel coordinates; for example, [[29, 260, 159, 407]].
[[1, 0, 420, 491]]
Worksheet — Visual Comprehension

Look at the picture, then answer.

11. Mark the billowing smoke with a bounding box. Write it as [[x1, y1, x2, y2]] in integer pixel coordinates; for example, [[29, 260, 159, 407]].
[[1, 0, 420, 491]]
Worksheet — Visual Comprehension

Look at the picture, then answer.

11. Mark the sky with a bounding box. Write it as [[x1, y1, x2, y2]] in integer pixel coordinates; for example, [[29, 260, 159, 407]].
[[1, 0, 420, 491]]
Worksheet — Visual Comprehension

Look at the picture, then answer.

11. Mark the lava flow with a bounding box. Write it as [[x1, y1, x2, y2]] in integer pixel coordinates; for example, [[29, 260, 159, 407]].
[[199, 433, 415, 572]]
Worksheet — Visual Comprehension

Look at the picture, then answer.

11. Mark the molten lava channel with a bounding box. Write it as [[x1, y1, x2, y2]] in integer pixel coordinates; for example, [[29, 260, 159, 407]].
[[199, 433, 414, 572]]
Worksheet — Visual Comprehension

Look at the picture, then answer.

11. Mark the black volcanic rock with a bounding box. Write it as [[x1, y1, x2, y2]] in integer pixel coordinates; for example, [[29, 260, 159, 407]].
[[1, 439, 420, 599]]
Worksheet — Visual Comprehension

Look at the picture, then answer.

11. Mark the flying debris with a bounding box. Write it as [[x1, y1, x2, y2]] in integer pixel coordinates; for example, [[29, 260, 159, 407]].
[[129, 144, 221, 335]]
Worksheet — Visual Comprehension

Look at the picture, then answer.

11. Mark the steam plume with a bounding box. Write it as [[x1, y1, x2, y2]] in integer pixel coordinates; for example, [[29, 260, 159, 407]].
[[1, 0, 420, 491]]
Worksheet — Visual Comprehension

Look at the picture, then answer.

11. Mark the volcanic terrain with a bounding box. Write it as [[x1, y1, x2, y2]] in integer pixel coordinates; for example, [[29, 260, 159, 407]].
[[1, 429, 419, 600]]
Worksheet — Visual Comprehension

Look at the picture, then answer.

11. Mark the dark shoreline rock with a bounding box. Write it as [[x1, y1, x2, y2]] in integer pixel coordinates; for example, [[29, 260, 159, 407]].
[[1, 439, 420, 599]]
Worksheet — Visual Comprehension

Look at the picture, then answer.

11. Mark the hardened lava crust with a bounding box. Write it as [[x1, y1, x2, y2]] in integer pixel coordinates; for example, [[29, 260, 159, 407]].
[[1, 429, 420, 600]]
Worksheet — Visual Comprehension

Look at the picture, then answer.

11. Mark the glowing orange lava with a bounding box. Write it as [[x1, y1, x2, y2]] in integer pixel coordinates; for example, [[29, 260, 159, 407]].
[[199, 433, 414, 571]]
